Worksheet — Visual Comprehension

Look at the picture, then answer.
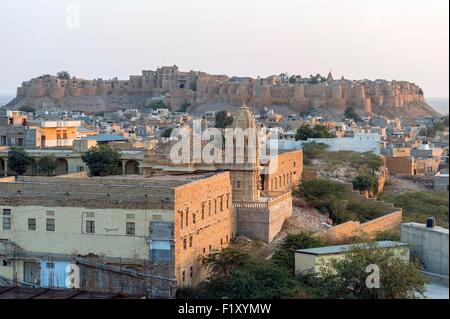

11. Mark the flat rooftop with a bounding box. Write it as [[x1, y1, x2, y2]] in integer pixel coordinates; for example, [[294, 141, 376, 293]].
[[295, 241, 409, 256], [402, 223, 449, 235], [0, 172, 225, 210], [0, 286, 142, 299]]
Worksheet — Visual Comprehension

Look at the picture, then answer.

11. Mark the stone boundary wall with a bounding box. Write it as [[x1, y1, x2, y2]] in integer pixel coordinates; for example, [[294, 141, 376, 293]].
[[302, 170, 319, 181], [0, 177, 15, 183], [326, 210, 403, 242], [55, 171, 89, 178]]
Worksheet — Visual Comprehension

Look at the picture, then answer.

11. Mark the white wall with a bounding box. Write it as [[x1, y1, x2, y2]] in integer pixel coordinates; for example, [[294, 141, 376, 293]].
[[271, 133, 382, 155]]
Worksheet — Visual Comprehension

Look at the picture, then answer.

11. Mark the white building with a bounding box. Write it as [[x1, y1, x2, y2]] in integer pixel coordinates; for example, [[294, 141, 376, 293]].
[[270, 133, 383, 155]]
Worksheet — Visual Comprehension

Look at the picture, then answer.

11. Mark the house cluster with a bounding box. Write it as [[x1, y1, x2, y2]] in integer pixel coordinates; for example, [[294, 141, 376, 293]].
[[0, 99, 447, 298], [248, 109, 449, 191], [0, 104, 303, 298]]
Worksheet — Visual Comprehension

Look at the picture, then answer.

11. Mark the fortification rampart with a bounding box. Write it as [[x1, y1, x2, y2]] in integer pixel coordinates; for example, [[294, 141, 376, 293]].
[[14, 67, 427, 115]]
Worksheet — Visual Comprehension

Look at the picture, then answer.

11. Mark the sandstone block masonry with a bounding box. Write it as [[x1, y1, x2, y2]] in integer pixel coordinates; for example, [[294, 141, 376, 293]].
[[13, 66, 432, 116], [235, 192, 292, 243], [325, 210, 403, 242]]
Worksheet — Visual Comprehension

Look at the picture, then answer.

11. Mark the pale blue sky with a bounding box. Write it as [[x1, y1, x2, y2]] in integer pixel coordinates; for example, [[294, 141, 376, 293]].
[[0, 0, 448, 97]]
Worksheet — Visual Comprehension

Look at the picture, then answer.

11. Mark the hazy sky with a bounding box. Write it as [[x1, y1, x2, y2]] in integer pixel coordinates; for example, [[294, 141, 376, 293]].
[[0, 0, 448, 97]]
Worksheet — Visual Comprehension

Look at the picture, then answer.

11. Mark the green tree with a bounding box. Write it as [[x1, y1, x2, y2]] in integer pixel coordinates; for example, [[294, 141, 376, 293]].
[[296, 179, 349, 223], [18, 105, 36, 114], [302, 142, 329, 163], [308, 74, 326, 84], [308, 243, 426, 299], [344, 107, 361, 122], [34, 156, 57, 176], [7, 148, 31, 176], [313, 125, 333, 138], [362, 152, 384, 172], [352, 175, 379, 194], [81, 144, 121, 176], [289, 75, 297, 84], [273, 232, 328, 273], [214, 111, 234, 129], [201, 247, 252, 279], [149, 100, 166, 110], [161, 128, 174, 138], [295, 125, 333, 141], [196, 248, 297, 299], [295, 125, 316, 141], [57, 71, 71, 80]]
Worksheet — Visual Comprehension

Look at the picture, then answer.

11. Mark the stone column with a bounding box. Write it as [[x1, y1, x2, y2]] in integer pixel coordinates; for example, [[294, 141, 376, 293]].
[[4, 158, 7, 177], [121, 161, 126, 175]]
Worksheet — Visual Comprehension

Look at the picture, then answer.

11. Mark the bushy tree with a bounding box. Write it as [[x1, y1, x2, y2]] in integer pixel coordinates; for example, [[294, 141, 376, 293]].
[[57, 71, 71, 80], [18, 105, 36, 114], [296, 179, 349, 223], [34, 156, 57, 176], [7, 148, 31, 175], [344, 107, 361, 122], [161, 128, 174, 138], [196, 248, 297, 299], [302, 142, 329, 163], [149, 100, 166, 110], [308, 74, 327, 84], [289, 75, 297, 84], [295, 125, 334, 141], [214, 111, 234, 129], [352, 175, 379, 194], [201, 247, 252, 279], [81, 144, 121, 176], [362, 152, 385, 172], [273, 232, 328, 273], [307, 243, 426, 299], [295, 125, 316, 141]]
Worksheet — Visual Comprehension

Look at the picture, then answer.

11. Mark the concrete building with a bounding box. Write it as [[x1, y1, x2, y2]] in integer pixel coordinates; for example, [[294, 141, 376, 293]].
[[401, 223, 449, 280], [294, 241, 410, 276], [272, 133, 383, 155], [0, 146, 145, 177], [0, 172, 234, 297], [434, 170, 449, 192]]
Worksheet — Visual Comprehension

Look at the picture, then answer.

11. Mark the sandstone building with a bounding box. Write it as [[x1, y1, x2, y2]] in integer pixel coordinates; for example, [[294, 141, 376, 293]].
[[0, 172, 233, 296], [142, 105, 302, 243]]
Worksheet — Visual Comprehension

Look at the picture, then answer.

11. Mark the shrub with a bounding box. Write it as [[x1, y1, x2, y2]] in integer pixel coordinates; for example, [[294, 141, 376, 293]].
[[7, 148, 31, 175], [81, 144, 121, 176], [272, 232, 328, 273], [352, 175, 379, 194], [306, 243, 426, 299]]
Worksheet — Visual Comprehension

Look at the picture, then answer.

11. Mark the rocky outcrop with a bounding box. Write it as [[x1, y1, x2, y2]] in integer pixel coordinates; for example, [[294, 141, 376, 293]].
[[9, 67, 439, 120]]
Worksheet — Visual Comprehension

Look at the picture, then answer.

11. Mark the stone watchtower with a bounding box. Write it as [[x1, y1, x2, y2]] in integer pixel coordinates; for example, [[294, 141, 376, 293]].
[[229, 104, 261, 202]]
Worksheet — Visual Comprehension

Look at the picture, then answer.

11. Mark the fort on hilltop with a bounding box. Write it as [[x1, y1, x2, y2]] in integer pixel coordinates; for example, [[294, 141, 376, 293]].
[[10, 66, 439, 119]]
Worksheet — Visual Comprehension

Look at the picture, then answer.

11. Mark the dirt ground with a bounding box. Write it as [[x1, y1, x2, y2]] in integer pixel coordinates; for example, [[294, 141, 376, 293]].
[[383, 175, 432, 194]]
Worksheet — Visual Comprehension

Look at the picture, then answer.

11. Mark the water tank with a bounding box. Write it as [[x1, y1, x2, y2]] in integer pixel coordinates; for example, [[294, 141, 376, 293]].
[[426, 217, 436, 228]]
